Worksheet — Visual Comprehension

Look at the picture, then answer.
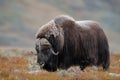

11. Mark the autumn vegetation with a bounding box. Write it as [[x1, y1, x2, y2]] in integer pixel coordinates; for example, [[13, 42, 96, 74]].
[[0, 48, 120, 80]]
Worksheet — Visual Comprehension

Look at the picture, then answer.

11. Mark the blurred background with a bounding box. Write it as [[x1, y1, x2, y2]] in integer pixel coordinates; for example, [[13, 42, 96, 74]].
[[0, 0, 120, 53]]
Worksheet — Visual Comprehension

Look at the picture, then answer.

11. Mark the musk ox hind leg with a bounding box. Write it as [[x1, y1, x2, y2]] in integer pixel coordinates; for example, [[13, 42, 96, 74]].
[[97, 29, 110, 71], [102, 48, 110, 71], [101, 39, 110, 70]]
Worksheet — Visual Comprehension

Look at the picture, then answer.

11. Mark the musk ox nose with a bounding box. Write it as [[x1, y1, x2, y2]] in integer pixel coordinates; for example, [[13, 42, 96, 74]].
[[39, 62, 45, 67], [37, 59, 45, 67], [39, 62, 44, 65]]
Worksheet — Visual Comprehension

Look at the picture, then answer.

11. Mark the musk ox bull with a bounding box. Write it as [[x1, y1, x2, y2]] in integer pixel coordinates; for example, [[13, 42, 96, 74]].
[[35, 15, 110, 72]]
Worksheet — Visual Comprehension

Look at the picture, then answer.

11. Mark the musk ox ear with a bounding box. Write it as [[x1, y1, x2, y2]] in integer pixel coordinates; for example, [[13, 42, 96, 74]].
[[54, 15, 75, 28]]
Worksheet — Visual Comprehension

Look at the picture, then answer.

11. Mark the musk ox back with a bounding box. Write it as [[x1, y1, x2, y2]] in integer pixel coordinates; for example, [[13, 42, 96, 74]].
[[35, 15, 110, 72]]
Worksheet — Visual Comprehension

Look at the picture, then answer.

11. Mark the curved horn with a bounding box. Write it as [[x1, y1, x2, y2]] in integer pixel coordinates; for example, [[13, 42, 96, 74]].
[[51, 49, 59, 55], [40, 38, 51, 46]]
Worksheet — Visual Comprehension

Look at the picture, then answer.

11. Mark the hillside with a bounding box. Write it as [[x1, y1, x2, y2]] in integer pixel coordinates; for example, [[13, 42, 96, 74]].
[[0, 0, 120, 53]]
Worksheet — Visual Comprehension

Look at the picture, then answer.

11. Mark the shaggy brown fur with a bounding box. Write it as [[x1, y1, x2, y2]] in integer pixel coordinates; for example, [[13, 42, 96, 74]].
[[35, 15, 110, 72]]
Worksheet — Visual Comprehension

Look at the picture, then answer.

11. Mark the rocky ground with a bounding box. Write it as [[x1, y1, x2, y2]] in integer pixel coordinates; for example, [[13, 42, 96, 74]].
[[0, 48, 120, 80]]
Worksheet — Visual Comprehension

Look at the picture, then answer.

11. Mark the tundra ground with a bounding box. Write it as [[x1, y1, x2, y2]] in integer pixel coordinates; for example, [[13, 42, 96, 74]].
[[0, 48, 120, 80]]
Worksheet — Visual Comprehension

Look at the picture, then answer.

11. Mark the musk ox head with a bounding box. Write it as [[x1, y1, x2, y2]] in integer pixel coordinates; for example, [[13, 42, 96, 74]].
[[35, 38, 58, 71]]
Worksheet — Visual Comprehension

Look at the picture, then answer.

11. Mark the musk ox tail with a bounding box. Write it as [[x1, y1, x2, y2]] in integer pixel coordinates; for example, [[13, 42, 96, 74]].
[[97, 29, 110, 70]]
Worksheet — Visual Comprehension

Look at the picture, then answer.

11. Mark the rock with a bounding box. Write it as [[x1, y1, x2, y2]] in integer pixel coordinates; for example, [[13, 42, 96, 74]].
[[109, 73, 120, 77], [91, 66, 98, 71]]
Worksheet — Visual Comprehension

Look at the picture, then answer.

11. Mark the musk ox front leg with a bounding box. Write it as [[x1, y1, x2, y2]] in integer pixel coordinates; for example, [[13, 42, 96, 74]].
[[79, 60, 91, 71], [80, 66, 86, 71]]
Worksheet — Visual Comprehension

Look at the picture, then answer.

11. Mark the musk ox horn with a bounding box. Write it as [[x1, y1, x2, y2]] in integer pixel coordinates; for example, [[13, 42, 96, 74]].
[[39, 38, 51, 46], [39, 38, 59, 55], [36, 38, 59, 55], [40, 38, 59, 55], [51, 49, 59, 55]]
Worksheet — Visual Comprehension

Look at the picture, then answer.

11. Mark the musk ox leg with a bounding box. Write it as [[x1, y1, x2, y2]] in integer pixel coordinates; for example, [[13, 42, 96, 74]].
[[43, 63, 57, 72], [103, 64, 109, 71], [79, 61, 89, 71], [97, 29, 110, 71], [80, 66, 86, 71], [102, 48, 110, 71]]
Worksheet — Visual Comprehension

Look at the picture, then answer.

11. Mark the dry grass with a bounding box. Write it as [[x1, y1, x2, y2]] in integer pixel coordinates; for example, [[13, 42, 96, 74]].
[[0, 49, 120, 80]]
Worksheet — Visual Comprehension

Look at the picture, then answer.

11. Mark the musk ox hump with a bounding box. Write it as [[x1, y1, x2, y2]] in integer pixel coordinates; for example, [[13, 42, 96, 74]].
[[54, 15, 75, 28], [35, 20, 59, 38], [76, 20, 100, 29]]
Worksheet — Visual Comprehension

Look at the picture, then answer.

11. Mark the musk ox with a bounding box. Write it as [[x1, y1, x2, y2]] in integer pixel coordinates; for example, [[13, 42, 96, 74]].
[[35, 15, 110, 72]]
